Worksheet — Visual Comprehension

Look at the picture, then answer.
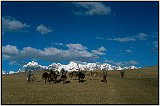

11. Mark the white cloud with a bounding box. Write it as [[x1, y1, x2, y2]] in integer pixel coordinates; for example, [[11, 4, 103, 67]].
[[92, 46, 106, 55], [107, 37, 136, 42], [96, 37, 106, 40], [153, 41, 158, 48], [124, 60, 138, 66], [134, 33, 149, 40], [104, 59, 123, 66], [104, 60, 114, 63], [66, 43, 87, 51], [98, 46, 107, 51], [2, 45, 19, 55], [92, 50, 105, 55], [2, 16, 30, 32], [126, 49, 132, 53], [73, 2, 111, 16], [52, 42, 63, 46], [97, 33, 149, 42], [151, 32, 158, 38], [2, 43, 107, 63], [36, 24, 52, 34], [104, 59, 138, 66], [114, 62, 124, 66], [9, 61, 17, 65], [151, 41, 158, 52]]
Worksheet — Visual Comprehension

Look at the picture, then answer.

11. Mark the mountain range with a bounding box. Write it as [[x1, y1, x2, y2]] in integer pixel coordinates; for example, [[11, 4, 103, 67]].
[[2, 61, 140, 74]]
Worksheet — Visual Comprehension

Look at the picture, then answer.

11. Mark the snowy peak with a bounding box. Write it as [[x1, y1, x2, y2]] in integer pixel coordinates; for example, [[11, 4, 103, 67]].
[[23, 61, 42, 71], [2, 70, 8, 74], [22, 61, 139, 71], [23, 61, 40, 67], [3, 61, 139, 74]]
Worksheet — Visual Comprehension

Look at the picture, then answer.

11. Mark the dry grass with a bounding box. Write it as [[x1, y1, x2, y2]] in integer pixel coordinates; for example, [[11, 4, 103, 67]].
[[2, 66, 158, 104]]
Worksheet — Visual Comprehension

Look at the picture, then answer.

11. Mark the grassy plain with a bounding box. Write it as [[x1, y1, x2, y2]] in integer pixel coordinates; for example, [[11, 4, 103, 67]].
[[2, 65, 158, 104]]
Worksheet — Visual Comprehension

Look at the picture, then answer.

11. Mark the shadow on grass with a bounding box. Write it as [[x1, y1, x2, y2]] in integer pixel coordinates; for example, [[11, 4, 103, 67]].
[[101, 80, 107, 83], [65, 81, 71, 84], [79, 80, 86, 83]]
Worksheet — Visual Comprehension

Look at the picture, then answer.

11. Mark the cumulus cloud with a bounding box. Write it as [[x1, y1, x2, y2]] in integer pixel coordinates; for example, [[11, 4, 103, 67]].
[[2, 44, 107, 63], [73, 2, 111, 16], [92, 46, 107, 55], [66, 43, 87, 51], [98, 46, 107, 51], [36, 24, 52, 34], [2, 45, 19, 55], [2, 16, 30, 32]]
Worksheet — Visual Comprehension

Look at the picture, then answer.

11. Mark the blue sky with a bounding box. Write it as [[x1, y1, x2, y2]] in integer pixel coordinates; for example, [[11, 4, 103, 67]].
[[2, 2, 158, 72]]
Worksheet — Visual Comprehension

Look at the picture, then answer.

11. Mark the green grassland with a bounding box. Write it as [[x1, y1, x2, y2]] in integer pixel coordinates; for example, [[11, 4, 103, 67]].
[[2, 65, 158, 104]]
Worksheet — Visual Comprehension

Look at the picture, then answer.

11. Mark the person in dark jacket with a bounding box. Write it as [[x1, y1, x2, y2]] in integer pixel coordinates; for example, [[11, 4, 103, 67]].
[[27, 70, 32, 82], [120, 70, 125, 78]]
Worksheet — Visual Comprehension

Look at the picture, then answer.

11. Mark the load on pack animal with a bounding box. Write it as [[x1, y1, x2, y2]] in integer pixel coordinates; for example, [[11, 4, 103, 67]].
[[69, 71, 85, 83], [42, 70, 59, 83], [60, 68, 67, 84]]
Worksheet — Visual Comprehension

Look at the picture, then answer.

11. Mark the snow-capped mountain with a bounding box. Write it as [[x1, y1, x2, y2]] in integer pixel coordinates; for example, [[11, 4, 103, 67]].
[[123, 66, 138, 70], [9, 71, 16, 74], [2, 70, 8, 74], [2, 61, 139, 74], [22, 61, 139, 72], [23, 61, 43, 71]]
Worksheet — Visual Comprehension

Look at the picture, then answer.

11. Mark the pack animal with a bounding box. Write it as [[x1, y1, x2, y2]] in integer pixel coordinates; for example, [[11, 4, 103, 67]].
[[61, 71, 67, 84], [77, 72, 85, 83], [69, 71, 85, 83], [48, 70, 58, 84], [69, 71, 79, 80], [90, 71, 101, 80], [42, 72, 49, 83]]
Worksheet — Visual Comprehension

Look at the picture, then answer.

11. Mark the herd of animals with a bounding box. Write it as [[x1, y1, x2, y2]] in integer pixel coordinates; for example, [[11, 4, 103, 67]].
[[42, 69, 86, 84], [28, 68, 125, 84]]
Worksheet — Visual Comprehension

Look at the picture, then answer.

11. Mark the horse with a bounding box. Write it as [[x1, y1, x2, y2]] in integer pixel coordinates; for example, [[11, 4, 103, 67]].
[[69, 71, 85, 83], [69, 71, 78, 80], [48, 70, 58, 84], [78, 72, 85, 83], [42, 72, 49, 83], [60, 71, 67, 84], [69, 71, 79, 80]]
